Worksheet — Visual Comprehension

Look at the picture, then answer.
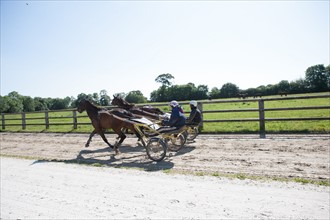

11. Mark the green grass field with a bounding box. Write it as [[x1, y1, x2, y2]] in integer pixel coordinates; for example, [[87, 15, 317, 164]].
[[199, 94, 330, 133], [1, 92, 329, 134]]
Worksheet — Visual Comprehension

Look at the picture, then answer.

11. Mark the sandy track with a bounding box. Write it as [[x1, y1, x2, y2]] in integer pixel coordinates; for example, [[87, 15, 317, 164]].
[[1, 157, 329, 219], [0, 132, 329, 181], [1, 132, 330, 219]]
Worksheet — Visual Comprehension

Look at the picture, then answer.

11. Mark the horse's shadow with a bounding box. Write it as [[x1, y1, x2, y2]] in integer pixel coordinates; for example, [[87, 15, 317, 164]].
[[74, 144, 180, 172], [31, 144, 175, 172], [31, 140, 196, 172], [167, 144, 195, 157]]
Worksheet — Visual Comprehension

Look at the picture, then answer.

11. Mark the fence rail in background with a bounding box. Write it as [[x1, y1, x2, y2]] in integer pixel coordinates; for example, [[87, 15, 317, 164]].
[[1, 95, 329, 138]]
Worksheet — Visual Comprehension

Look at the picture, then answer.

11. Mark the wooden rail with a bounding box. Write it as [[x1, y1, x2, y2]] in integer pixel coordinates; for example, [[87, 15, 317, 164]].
[[1, 95, 329, 138]]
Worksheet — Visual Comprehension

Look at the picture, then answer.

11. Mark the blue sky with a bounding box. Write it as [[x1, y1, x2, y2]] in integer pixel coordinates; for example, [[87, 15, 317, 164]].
[[1, 0, 329, 99]]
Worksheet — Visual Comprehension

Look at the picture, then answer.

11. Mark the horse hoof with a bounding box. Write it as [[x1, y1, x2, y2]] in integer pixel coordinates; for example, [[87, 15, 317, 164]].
[[85, 144, 89, 148]]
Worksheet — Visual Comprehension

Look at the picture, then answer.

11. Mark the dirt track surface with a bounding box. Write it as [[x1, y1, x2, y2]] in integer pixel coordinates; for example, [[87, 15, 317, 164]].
[[0, 132, 329, 181], [1, 132, 330, 219], [1, 157, 329, 219]]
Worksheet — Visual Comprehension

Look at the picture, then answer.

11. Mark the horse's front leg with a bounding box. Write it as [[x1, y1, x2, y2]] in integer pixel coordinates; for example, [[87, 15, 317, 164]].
[[85, 130, 97, 147], [99, 131, 114, 150]]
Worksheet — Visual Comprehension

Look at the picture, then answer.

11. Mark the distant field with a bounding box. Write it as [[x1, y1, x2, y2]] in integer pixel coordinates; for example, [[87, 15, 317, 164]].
[[1, 92, 329, 134], [200, 93, 330, 133]]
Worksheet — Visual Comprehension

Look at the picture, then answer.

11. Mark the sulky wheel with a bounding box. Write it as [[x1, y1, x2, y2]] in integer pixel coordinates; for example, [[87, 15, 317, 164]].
[[146, 138, 167, 162], [187, 127, 199, 141], [168, 133, 186, 152]]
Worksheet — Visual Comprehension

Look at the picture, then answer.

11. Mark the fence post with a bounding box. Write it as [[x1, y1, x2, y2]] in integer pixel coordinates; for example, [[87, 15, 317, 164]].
[[22, 112, 26, 130], [45, 111, 49, 129], [258, 99, 266, 138], [73, 110, 77, 129], [1, 113, 5, 130]]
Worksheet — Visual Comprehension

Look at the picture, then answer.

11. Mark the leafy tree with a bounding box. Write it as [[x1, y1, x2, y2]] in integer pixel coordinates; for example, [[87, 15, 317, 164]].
[[71, 93, 89, 108], [50, 97, 71, 110], [220, 83, 239, 98], [167, 84, 194, 101], [152, 73, 174, 102], [195, 85, 209, 100], [264, 84, 277, 96], [155, 73, 174, 87], [149, 90, 158, 102], [22, 96, 35, 112], [305, 64, 329, 92], [125, 90, 147, 103], [99, 90, 111, 106], [289, 78, 307, 94], [5, 91, 24, 113], [151, 82, 209, 102], [34, 97, 49, 111], [150, 86, 168, 102], [245, 88, 258, 97], [0, 96, 10, 113], [326, 64, 330, 90], [91, 93, 100, 105], [256, 85, 267, 96], [277, 80, 290, 94], [209, 87, 221, 99]]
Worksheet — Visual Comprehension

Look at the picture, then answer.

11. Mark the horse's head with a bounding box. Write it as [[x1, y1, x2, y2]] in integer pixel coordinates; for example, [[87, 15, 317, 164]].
[[111, 95, 134, 109], [77, 99, 89, 113], [111, 95, 121, 106], [77, 99, 103, 114]]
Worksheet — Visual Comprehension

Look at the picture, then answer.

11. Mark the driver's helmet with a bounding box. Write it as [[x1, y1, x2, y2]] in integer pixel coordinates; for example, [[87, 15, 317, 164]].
[[169, 100, 179, 107], [189, 100, 197, 107]]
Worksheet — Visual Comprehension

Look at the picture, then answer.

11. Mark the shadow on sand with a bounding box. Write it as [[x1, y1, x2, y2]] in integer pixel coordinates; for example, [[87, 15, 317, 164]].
[[30, 142, 195, 172]]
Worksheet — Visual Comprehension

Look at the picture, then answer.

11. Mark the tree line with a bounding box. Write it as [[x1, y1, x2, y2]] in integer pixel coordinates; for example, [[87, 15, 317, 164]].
[[1, 64, 329, 113], [150, 64, 329, 101]]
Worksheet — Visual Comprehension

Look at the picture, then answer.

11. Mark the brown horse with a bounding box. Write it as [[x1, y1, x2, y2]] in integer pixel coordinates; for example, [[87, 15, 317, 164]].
[[109, 108, 142, 119], [77, 99, 141, 154], [111, 95, 163, 120]]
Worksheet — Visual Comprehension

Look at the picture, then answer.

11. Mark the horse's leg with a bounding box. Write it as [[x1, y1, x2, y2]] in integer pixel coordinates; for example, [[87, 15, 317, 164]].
[[113, 128, 126, 154], [85, 130, 96, 147], [116, 132, 126, 147], [116, 128, 126, 140], [99, 131, 114, 150]]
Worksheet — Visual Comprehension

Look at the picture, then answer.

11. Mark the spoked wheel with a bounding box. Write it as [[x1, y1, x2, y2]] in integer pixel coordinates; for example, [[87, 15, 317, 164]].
[[146, 138, 167, 162], [187, 127, 199, 141], [168, 133, 186, 152]]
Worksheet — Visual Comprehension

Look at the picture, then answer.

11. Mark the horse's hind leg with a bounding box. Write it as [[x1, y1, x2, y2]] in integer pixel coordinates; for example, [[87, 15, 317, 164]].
[[113, 129, 127, 154], [116, 128, 129, 139], [85, 130, 97, 147], [116, 133, 126, 147]]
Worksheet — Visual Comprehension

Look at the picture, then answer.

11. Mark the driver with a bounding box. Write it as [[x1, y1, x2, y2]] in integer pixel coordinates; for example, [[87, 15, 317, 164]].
[[186, 100, 202, 126], [162, 100, 186, 128], [159, 100, 186, 133]]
